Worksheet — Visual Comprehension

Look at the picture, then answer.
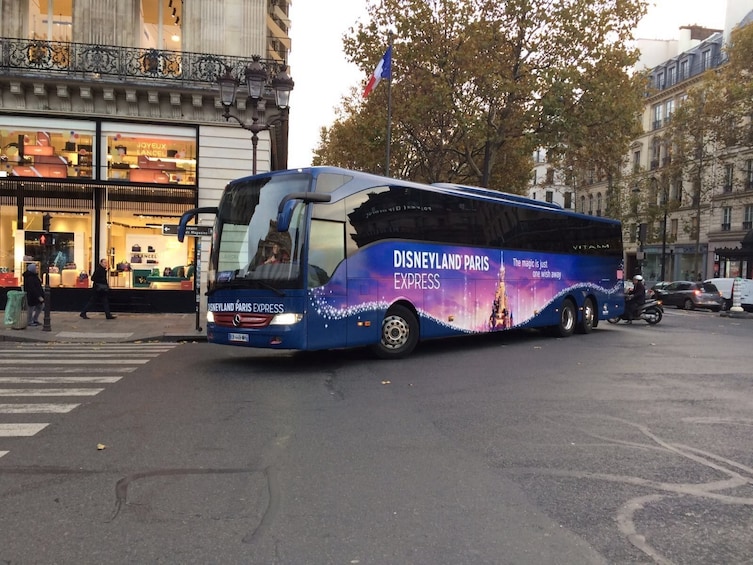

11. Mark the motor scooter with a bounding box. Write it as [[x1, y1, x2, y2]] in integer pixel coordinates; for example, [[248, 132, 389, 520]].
[[607, 298, 663, 325]]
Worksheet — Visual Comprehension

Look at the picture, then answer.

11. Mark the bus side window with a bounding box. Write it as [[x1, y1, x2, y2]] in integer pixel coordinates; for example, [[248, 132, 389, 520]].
[[308, 218, 345, 288]]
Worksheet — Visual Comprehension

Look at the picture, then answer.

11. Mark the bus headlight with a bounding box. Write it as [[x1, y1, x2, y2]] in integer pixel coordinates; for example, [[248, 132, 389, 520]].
[[206, 311, 215, 323], [269, 312, 303, 325]]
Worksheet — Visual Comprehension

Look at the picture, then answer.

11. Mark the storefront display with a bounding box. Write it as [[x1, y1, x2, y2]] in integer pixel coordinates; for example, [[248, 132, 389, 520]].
[[104, 126, 197, 186], [0, 118, 198, 307], [0, 127, 95, 179]]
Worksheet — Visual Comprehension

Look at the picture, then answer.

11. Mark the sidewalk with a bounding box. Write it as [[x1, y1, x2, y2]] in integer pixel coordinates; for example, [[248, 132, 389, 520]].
[[1, 311, 207, 343]]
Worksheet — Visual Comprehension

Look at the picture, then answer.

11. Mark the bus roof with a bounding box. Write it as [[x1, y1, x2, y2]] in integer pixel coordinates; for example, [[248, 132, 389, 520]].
[[239, 166, 620, 226]]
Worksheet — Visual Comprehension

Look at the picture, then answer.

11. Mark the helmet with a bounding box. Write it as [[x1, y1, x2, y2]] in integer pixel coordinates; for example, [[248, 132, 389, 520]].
[[633, 275, 644, 282]]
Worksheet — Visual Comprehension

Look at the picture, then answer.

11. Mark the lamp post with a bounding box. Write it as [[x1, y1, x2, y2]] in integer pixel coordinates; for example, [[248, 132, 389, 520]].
[[217, 57, 294, 174], [660, 188, 668, 282]]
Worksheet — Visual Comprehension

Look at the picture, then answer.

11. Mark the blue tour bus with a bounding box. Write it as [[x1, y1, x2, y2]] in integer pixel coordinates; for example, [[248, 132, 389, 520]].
[[179, 166, 625, 358]]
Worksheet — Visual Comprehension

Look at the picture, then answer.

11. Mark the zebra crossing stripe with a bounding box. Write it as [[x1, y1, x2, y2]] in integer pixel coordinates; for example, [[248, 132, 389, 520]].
[[0, 423, 48, 436], [0, 359, 149, 365], [0, 377, 122, 384], [0, 388, 104, 397], [0, 403, 80, 414]]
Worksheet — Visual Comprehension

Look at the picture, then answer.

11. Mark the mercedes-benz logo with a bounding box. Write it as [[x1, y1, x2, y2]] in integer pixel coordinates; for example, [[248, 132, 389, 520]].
[[233, 313, 242, 327]]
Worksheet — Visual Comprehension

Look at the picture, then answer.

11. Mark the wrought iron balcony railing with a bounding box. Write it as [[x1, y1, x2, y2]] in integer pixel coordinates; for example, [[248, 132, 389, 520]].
[[0, 37, 282, 87]]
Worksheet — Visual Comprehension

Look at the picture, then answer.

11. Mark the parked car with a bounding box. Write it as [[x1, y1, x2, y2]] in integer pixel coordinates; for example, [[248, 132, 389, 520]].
[[704, 278, 753, 311], [652, 280, 724, 311], [647, 281, 670, 298]]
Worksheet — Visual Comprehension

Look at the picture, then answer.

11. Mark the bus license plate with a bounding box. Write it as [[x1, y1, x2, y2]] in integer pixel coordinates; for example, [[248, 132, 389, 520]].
[[228, 332, 248, 343]]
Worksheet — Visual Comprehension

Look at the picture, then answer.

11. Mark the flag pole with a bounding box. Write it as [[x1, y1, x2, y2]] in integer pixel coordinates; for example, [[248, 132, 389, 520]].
[[385, 33, 394, 177]]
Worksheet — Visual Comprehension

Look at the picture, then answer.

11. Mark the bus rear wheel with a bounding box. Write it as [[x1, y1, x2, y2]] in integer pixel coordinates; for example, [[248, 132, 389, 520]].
[[372, 305, 419, 359], [576, 297, 595, 334]]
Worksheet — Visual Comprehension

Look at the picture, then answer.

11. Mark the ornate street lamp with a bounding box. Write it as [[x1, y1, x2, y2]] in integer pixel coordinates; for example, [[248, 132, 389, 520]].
[[216, 56, 295, 174]]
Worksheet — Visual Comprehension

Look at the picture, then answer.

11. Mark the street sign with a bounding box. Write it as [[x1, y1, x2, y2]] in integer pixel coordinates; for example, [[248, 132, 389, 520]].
[[162, 224, 212, 237]]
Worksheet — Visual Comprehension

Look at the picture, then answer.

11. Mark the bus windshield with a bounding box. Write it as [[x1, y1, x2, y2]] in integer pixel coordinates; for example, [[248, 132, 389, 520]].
[[209, 172, 311, 291]]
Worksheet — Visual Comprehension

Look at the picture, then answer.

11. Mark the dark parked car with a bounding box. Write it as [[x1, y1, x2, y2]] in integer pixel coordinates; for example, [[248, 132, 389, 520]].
[[647, 281, 670, 298], [653, 280, 724, 311]]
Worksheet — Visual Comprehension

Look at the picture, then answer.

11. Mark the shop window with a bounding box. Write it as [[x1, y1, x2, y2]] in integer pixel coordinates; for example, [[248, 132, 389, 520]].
[[104, 131, 196, 185], [0, 128, 94, 179]]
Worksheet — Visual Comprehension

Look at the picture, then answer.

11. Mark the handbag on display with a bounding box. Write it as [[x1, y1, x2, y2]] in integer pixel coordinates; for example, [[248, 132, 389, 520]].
[[131, 244, 141, 252]]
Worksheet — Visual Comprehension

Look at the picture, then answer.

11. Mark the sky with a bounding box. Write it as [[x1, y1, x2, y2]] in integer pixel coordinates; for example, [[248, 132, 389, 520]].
[[286, 0, 729, 169]]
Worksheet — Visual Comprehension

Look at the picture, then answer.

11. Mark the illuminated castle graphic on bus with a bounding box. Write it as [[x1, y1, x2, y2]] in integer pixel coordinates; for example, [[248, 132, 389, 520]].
[[489, 253, 512, 330]]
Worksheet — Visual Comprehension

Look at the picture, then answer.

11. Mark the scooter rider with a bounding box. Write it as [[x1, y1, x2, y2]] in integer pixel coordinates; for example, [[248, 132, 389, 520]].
[[626, 274, 646, 319]]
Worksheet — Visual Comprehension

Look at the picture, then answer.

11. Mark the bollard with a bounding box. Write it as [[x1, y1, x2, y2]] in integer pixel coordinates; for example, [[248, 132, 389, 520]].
[[730, 277, 744, 313]]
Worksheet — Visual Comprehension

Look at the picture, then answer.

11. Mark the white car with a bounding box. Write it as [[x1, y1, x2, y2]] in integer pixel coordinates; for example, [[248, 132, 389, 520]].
[[704, 278, 753, 311]]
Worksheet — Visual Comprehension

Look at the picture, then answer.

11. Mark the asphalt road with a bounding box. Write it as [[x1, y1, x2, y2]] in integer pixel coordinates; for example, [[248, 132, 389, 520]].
[[0, 308, 751, 564]]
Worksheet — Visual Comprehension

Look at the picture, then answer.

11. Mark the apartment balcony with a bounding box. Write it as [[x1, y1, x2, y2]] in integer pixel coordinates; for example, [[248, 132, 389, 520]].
[[0, 37, 281, 92]]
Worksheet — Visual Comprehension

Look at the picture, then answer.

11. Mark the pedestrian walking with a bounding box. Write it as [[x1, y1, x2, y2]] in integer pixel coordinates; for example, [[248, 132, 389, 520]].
[[22, 263, 44, 326], [80, 258, 116, 320]]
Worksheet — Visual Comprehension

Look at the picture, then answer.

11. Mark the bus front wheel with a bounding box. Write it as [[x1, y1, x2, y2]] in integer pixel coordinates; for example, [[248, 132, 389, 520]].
[[554, 299, 576, 337], [372, 305, 419, 359]]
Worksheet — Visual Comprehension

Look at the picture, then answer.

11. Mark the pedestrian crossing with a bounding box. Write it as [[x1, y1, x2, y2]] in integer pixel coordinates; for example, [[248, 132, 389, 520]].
[[0, 342, 178, 460]]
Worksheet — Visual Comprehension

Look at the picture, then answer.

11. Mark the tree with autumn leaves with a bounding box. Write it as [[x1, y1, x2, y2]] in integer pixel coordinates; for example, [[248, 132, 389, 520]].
[[313, 0, 647, 195]]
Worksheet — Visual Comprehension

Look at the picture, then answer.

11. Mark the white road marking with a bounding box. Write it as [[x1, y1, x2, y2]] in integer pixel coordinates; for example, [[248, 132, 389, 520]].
[[0, 423, 48, 437], [0, 403, 79, 413], [0, 451, 8, 458], [0, 388, 104, 396], [0, 359, 149, 365], [55, 332, 134, 338], [0, 376, 122, 384]]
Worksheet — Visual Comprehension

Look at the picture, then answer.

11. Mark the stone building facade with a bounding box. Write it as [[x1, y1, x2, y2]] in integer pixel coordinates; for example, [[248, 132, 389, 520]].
[[0, 0, 292, 316]]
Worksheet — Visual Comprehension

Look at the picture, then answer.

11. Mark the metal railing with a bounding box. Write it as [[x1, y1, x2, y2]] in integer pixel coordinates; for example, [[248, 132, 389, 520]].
[[0, 37, 282, 86]]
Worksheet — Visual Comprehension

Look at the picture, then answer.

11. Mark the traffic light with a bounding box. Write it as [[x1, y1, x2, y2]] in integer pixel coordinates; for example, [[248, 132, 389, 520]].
[[42, 213, 51, 232]]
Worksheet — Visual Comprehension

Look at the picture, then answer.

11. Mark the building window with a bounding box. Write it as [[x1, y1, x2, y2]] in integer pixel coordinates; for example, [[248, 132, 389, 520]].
[[652, 104, 663, 130], [723, 164, 733, 192], [140, 0, 183, 51], [744, 205, 753, 230], [546, 168, 555, 184], [679, 59, 688, 80], [651, 138, 661, 169], [633, 150, 641, 173], [671, 177, 683, 203], [747, 159, 753, 190], [545, 191, 553, 203], [721, 207, 732, 231], [563, 192, 572, 209], [702, 50, 711, 70], [656, 72, 665, 89], [667, 66, 676, 86], [596, 193, 602, 216], [29, 0, 72, 41], [665, 99, 675, 125], [629, 223, 636, 243], [580, 195, 586, 214], [670, 218, 678, 241], [588, 194, 593, 215]]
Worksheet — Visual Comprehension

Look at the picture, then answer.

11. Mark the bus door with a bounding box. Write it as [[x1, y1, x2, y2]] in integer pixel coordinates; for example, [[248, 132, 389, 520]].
[[305, 217, 347, 350]]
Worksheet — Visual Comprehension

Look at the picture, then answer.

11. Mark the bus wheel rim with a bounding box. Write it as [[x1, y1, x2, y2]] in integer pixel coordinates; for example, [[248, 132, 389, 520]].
[[383, 315, 410, 349]]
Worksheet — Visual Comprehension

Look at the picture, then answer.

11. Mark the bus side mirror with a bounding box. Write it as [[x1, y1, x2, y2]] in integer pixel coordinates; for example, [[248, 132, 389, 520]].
[[177, 206, 218, 242], [276, 192, 331, 232]]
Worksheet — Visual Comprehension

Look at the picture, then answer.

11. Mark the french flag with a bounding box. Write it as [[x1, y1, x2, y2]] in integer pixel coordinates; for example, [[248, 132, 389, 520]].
[[362, 46, 392, 98]]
